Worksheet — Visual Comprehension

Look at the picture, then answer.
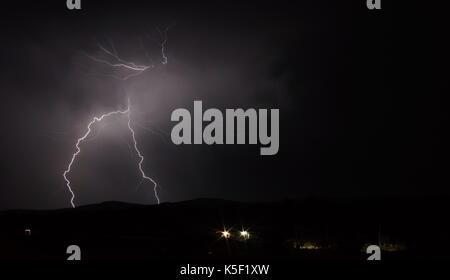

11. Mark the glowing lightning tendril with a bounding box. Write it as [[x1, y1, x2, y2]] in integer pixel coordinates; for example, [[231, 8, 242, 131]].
[[127, 109, 160, 204], [64, 27, 171, 208], [63, 101, 159, 208]]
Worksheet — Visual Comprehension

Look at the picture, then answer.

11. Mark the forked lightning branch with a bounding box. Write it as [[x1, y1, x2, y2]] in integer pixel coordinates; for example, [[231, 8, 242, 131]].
[[63, 27, 280, 208], [63, 29, 170, 208], [63, 100, 159, 208]]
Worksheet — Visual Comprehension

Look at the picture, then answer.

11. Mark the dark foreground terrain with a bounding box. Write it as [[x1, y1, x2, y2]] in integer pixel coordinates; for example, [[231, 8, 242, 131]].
[[0, 197, 449, 260]]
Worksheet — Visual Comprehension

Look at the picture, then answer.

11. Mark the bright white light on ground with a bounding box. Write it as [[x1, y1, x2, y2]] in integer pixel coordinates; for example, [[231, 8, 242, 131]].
[[221, 231, 231, 239], [240, 230, 250, 239]]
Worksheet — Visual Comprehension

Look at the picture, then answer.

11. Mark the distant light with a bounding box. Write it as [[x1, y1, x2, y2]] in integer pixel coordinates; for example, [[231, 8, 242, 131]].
[[299, 242, 320, 250], [240, 231, 250, 239], [221, 231, 231, 239]]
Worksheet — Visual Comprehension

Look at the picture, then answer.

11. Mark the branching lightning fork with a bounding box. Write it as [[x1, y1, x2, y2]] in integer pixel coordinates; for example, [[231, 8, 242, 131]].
[[63, 107, 130, 208], [84, 42, 154, 80], [63, 100, 159, 208], [64, 27, 171, 207], [84, 26, 172, 80]]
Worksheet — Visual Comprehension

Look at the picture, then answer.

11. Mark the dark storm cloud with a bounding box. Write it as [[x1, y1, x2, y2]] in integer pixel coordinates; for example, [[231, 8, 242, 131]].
[[1, 0, 299, 209]]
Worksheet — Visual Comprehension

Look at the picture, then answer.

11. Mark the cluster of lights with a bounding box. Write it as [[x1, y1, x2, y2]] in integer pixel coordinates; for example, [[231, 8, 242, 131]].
[[220, 229, 250, 240]]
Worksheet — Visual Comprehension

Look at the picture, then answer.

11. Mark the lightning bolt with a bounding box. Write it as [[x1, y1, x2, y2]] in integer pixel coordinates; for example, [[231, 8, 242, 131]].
[[83, 25, 173, 80], [63, 107, 129, 208], [63, 100, 159, 208], [84, 43, 154, 80], [127, 107, 160, 204], [64, 27, 171, 207], [157, 26, 170, 65]]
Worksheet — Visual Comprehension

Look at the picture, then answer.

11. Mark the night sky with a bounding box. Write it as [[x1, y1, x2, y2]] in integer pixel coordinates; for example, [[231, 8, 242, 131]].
[[0, 1, 448, 209]]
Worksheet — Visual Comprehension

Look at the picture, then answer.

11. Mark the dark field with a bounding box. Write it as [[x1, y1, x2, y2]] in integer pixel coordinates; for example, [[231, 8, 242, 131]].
[[0, 197, 449, 260]]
